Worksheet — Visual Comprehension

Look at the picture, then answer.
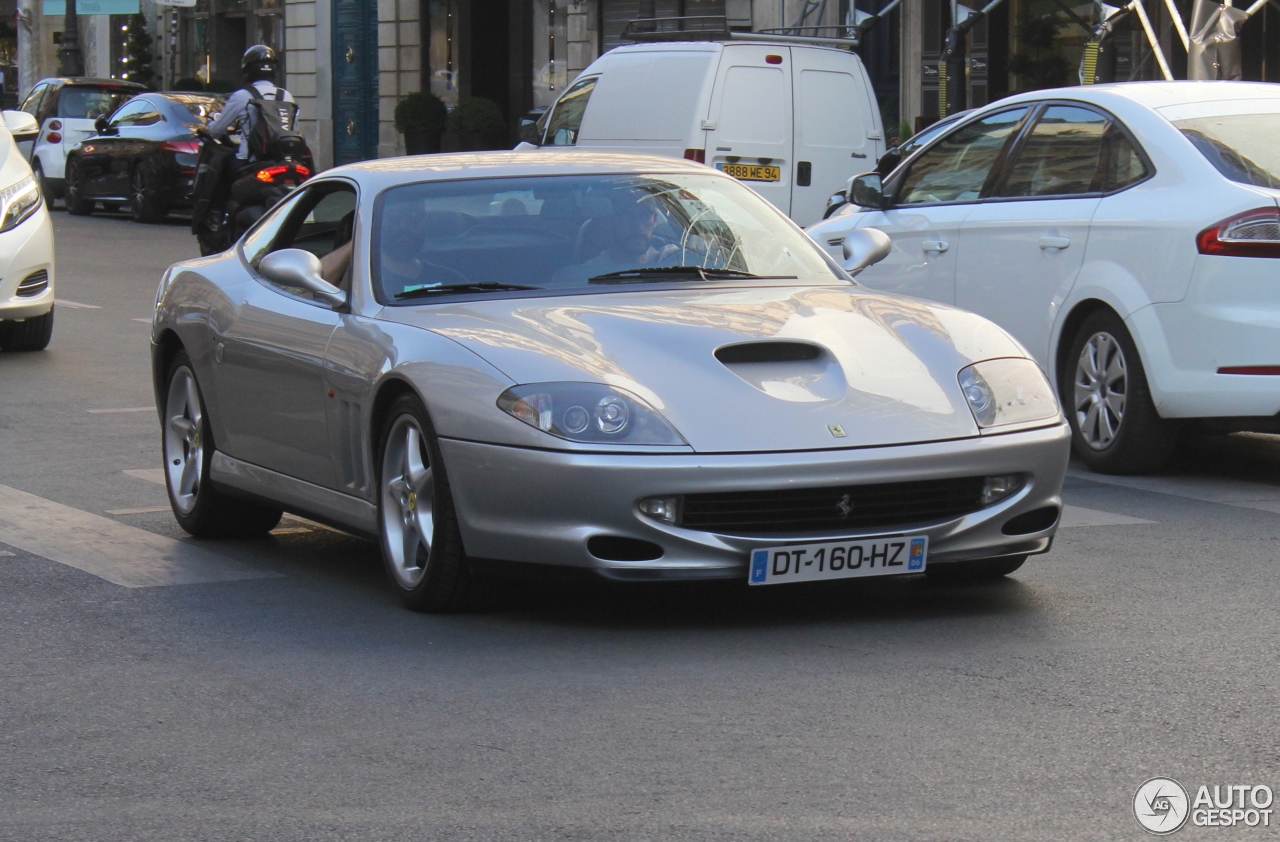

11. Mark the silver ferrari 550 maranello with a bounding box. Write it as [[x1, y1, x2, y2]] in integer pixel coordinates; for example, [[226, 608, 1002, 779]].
[[150, 150, 1070, 611]]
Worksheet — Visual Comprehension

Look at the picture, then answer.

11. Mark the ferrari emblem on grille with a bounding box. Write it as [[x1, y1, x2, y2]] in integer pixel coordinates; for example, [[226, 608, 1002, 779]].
[[836, 493, 853, 519], [828, 424, 847, 438]]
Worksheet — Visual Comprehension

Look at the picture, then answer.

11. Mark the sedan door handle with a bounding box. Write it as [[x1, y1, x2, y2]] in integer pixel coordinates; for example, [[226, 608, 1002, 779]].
[[922, 239, 949, 253], [1039, 236, 1071, 250]]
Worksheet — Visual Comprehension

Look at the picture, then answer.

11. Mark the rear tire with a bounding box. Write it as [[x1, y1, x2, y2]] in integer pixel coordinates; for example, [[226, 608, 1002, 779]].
[[32, 161, 57, 207], [927, 555, 1026, 582], [376, 393, 473, 612], [129, 163, 167, 223], [163, 350, 283, 538], [0, 307, 54, 352], [1062, 310, 1178, 474], [63, 161, 93, 216]]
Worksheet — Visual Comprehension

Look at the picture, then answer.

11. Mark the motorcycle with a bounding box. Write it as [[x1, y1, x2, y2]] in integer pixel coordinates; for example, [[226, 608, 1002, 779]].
[[190, 135, 313, 256]]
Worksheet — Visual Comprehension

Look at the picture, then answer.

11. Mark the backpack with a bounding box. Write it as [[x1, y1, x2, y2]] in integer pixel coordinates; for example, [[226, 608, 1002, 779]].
[[239, 85, 305, 161]]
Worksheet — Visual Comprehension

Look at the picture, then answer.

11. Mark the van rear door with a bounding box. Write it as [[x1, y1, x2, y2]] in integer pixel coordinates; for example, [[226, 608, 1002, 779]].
[[704, 45, 793, 219], [790, 48, 882, 227]]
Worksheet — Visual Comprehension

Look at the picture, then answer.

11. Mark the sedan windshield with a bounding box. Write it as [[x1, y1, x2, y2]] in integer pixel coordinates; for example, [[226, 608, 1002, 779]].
[[373, 173, 838, 301], [1175, 113, 1280, 189]]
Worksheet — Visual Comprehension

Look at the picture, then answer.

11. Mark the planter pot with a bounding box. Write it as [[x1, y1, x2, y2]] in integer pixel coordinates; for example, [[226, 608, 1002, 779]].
[[440, 130, 462, 153], [402, 128, 441, 156]]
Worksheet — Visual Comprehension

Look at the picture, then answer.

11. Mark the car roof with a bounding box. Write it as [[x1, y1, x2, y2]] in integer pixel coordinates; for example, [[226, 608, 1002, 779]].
[[326, 150, 720, 191], [993, 80, 1280, 111], [35, 77, 147, 89]]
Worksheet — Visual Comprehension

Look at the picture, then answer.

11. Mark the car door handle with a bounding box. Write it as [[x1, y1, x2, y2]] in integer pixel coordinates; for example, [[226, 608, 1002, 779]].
[[1039, 236, 1071, 250], [922, 240, 949, 253]]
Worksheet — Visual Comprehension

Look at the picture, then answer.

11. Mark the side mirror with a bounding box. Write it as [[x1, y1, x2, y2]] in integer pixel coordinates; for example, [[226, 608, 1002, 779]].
[[94, 115, 115, 135], [841, 228, 892, 276], [517, 118, 542, 146], [849, 172, 885, 210], [258, 248, 348, 308], [1, 110, 39, 142], [823, 190, 848, 220]]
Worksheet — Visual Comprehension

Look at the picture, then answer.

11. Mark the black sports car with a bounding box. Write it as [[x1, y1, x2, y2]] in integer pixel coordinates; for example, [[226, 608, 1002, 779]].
[[64, 92, 227, 223]]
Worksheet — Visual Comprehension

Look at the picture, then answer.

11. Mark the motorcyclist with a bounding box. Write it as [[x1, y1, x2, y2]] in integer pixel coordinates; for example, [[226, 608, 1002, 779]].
[[204, 45, 294, 163]]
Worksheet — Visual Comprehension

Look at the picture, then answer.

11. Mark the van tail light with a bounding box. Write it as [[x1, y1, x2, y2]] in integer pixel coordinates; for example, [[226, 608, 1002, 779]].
[[684, 148, 705, 164], [46, 132, 62, 144], [1196, 208, 1280, 258], [48, 120, 62, 131], [161, 139, 201, 155]]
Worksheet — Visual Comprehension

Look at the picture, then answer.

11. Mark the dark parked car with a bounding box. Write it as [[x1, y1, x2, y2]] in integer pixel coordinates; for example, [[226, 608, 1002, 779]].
[[64, 92, 226, 223]]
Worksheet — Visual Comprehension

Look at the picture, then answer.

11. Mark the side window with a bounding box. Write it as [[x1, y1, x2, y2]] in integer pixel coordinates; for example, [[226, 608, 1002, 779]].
[[20, 84, 48, 118], [895, 107, 1030, 205], [110, 101, 159, 128], [1100, 126, 1150, 192], [241, 189, 306, 267], [250, 182, 358, 294], [997, 106, 1109, 198], [543, 76, 597, 146]]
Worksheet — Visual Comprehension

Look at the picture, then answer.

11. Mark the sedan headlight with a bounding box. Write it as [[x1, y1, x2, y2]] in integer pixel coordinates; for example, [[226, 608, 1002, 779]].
[[958, 358, 1060, 430], [497, 383, 686, 445], [0, 175, 42, 233]]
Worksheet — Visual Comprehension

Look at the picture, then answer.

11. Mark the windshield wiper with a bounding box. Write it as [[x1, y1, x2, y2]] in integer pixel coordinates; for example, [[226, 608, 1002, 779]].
[[394, 282, 538, 300], [588, 266, 795, 284]]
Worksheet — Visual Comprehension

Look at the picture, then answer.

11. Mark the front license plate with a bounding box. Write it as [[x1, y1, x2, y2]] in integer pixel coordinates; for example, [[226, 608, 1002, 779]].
[[748, 536, 927, 586], [717, 163, 781, 182]]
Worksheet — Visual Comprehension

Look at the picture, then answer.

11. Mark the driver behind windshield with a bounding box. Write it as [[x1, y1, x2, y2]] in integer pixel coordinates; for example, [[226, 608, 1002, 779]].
[[378, 196, 468, 293], [550, 196, 677, 287]]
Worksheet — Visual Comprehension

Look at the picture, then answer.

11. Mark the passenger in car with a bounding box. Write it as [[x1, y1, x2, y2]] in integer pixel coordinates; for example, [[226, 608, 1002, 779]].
[[549, 198, 676, 286]]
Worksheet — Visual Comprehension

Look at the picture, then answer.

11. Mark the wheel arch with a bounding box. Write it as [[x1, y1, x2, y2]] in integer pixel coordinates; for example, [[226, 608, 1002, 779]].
[[368, 374, 432, 479], [1053, 298, 1117, 393], [151, 328, 186, 421]]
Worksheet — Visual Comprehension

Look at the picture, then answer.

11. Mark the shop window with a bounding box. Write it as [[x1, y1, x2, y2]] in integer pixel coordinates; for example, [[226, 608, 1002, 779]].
[[427, 0, 461, 108]]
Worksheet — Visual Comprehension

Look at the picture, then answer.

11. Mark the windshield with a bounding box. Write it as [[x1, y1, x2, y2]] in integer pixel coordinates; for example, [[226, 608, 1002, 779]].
[[1175, 113, 1280, 189], [372, 173, 839, 301], [58, 87, 137, 120]]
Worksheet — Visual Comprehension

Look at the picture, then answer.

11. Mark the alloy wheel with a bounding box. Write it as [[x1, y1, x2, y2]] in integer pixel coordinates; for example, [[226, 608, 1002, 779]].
[[131, 168, 148, 216], [1072, 331, 1127, 450], [380, 416, 435, 588], [163, 367, 205, 514]]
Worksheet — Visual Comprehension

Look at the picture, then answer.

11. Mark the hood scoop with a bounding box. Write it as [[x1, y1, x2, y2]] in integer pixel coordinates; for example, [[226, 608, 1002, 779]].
[[715, 341, 847, 403]]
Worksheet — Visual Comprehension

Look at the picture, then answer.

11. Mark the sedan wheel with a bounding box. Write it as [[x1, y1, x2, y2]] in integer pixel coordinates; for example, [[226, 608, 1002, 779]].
[[64, 161, 93, 216], [130, 164, 167, 223], [377, 394, 471, 612], [162, 350, 282, 537], [1062, 310, 1177, 474]]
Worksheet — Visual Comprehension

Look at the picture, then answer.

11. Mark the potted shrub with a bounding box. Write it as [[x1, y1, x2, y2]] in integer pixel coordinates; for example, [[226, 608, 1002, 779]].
[[442, 97, 507, 152], [393, 90, 447, 155]]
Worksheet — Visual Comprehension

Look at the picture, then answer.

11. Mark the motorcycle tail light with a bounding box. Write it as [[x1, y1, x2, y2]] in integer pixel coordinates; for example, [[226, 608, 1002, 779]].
[[1197, 208, 1280, 258], [255, 164, 312, 183], [46, 132, 62, 144], [161, 139, 201, 154]]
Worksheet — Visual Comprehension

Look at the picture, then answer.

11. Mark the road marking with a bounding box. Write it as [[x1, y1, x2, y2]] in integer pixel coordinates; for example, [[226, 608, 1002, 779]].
[[105, 506, 171, 515], [54, 299, 101, 310], [87, 407, 154, 414], [0, 484, 280, 588], [1059, 505, 1156, 528], [0, 550, 14, 557], [124, 468, 166, 485], [132, 318, 151, 324]]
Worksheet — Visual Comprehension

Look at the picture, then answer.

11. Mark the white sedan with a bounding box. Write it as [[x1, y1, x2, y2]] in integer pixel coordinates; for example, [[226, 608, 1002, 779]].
[[808, 81, 1280, 474], [0, 109, 55, 352]]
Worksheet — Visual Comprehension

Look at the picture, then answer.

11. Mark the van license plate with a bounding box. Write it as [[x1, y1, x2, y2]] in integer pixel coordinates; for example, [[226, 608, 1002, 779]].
[[748, 536, 927, 586], [718, 163, 781, 182]]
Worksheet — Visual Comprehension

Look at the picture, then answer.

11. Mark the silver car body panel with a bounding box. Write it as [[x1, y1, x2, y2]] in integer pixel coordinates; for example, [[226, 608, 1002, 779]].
[[152, 151, 1071, 580]]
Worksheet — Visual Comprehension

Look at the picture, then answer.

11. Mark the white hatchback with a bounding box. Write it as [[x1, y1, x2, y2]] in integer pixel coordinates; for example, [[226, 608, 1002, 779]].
[[0, 109, 55, 351], [807, 81, 1280, 474]]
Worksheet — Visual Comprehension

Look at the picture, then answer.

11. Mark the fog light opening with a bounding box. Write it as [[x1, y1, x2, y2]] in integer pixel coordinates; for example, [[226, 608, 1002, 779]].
[[981, 474, 1024, 506], [1002, 506, 1060, 536], [587, 536, 665, 562], [638, 495, 682, 525]]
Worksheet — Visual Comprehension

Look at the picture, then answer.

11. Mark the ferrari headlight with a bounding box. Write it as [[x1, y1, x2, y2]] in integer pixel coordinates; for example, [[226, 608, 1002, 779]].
[[958, 358, 1059, 430], [0, 175, 42, 233], [497, 383, 685, 445]]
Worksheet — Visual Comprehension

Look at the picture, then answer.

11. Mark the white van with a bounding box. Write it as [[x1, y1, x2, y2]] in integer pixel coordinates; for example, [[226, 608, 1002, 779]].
[[521, 37, 884, 228]]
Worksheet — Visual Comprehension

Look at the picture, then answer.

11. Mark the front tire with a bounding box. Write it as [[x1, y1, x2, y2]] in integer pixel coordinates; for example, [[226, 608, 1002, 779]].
[[129, 163, 167, 223], [0, 307, 54, 352], [1062, 310, 1178, 474], [927, 555, 1026, 581], [64, 161, 93, 216], [163, 351, 282, 537], [376, 393, 472, 612]]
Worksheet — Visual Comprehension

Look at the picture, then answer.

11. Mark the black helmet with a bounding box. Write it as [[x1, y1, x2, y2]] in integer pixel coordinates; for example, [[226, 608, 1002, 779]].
[[242, 45, 278, 82]]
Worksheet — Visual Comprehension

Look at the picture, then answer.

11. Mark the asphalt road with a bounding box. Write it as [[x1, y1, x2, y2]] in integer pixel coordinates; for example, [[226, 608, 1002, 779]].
[[2, 212, 1279, 841]]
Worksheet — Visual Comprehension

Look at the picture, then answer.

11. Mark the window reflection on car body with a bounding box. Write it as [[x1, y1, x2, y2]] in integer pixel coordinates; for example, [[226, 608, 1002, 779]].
[[588, 266, 794, 283], [393, 282, 538, 299]]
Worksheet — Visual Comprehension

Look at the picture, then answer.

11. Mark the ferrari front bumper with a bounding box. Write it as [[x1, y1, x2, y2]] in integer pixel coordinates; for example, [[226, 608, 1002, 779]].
[[440, 422, 1071, 582]]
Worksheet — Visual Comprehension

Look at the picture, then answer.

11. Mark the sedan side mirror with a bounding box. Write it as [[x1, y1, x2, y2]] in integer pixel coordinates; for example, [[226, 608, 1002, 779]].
[[849, 172, 886, 210], [94, 115, 115, 135], [1, 110, 39, 142], [258, 248, 348, 308], [841, 228, 892, 276]]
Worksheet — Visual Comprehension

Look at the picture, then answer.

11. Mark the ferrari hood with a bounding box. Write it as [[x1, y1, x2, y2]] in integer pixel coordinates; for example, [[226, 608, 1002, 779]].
[[383, 285, 1029, 453]]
